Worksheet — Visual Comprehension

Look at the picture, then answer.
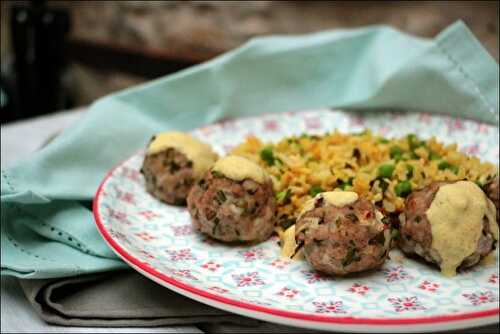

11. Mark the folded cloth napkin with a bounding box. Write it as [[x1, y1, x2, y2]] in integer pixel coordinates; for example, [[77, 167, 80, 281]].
[[1, 21, 498, 327], [18, 270, 258, 327]]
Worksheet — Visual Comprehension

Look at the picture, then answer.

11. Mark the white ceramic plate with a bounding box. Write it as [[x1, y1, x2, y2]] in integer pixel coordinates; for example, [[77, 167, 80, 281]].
[[93, 109, 499, 333]]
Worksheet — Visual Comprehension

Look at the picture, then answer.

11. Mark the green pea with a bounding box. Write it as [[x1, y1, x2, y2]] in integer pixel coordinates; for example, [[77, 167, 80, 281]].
[[378, 164, 395, 178], [395, 180, 412, 197], [260, 147, 275, 166], [390, 146, 404, 160], [338, 177, 353, 190], [378, 138, 390, 144], [438, 161, 459, 174]]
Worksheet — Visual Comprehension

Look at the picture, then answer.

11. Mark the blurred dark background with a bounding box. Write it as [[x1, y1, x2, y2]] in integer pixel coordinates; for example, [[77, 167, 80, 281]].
[[1, 1, 498, 124]]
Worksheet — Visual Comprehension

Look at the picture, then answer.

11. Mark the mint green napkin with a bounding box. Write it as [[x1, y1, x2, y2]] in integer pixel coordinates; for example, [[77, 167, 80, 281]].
[[1, 21, 498, 279]]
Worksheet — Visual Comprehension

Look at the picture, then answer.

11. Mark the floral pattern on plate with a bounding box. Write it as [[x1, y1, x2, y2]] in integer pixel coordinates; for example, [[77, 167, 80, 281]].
[[95, 109, 499, 322]]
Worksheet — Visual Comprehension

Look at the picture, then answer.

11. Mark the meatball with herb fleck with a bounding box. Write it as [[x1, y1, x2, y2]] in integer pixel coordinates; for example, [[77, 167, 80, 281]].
[[295, 191, 392, 276], [187, 155, 276, 242], [399, 181, 498, 276], [141, 131, 218, 205]]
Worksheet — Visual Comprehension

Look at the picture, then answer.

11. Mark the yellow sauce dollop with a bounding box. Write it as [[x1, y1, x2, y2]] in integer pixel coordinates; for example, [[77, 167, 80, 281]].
[[299, 191, 359, 218], [426, 181, 498, 276], [147, 131, 218, 178], [212, 155, 268, 184]]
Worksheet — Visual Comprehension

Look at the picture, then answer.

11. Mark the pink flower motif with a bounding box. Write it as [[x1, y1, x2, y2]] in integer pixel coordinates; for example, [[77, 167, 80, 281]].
[[139, 210, 161, 221], [378, 126, 390, 136], [277, 287, 299, 299], [447, 118, 465, 132], [135, 231, 156, 241], [171, 269, 198, 281], [108, 208, 130, 225], [418, 112, 432, 124], [301, 270, 331, 284], [121, 166, 141, 182], [166, 249, 196, 262], [419, 280, 440, 292], [232, 272, 265, 287], [208, 286, 229, 294], [304, 117, 322, 130], [463, 144, 480, 156], [313, 301, 346, 314], [488, 274, 498, 284], [270, 259, 290, 269], [463, 291, 498, 306], [263, 119, 279, 131], [201, 261, 221, 271], [348, 283, 369, 296], [171, 224, 193, 236], [477, 123, 490, 133], [239, 248, 265, 262], [139, 250, 155, 260], [382, 266, 412, 282], [388, 296, 426, 312], [115, 188, 136, 204]]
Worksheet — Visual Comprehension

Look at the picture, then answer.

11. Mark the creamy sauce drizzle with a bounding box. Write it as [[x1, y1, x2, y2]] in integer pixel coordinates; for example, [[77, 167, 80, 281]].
[[212, 155, 268, 184], [426, 181, 498, 276], [147, 131, 218, 178], [299, 191, 359, 218]]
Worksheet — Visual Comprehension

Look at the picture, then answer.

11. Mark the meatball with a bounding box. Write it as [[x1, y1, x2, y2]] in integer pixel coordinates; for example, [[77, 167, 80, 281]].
[[141, 132, 218, 205], [295, 191, 391, 276], [142, 148, 194, 205], [486, 175, 499, 221], [187, 156, 276, 242], [400, 181, 498, 276]]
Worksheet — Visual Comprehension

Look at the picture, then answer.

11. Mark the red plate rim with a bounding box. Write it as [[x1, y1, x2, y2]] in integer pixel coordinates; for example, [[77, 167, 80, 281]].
[[93, 153, 499, 327]]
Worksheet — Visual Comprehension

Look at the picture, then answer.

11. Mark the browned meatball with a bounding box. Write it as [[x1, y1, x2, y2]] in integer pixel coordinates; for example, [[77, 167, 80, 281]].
[[141, 148, 194, 205], [187, 170, 276, 242], [295, 193, 391, 276], [400, 181, 497, 272], [486, 175, 499, 221]]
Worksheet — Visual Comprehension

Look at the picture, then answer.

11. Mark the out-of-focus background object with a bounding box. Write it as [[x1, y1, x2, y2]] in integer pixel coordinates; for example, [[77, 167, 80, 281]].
[[1, 1, 498, 123]]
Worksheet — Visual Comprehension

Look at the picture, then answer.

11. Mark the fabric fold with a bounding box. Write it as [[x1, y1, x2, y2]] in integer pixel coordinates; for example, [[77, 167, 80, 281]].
[[19, 270, 258, 327]]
